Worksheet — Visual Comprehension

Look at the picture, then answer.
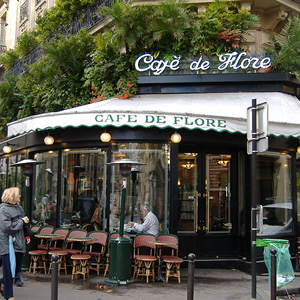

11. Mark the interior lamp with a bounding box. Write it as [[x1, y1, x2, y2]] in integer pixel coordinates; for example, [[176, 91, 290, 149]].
[[44, 134, 54, 145], [171, 132, 182, 143], [297, 146, 300, 154], [100, 132, 112, 143]]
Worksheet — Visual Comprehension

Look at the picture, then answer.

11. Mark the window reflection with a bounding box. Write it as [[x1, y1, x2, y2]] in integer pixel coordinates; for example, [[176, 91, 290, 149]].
[[61, 148, 107, 229], [257, 152, 292, 236], [33, 152, 58, 227], [110, 143, 170, 233]]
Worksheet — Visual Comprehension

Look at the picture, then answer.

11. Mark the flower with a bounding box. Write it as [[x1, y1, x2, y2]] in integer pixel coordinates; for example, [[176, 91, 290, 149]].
[[126, 82, 131, 87], [91, 86, 95, 90]]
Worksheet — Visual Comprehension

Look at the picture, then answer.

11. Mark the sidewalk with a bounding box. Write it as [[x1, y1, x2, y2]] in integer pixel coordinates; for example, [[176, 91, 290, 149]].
[[2, 267, 300, 300]]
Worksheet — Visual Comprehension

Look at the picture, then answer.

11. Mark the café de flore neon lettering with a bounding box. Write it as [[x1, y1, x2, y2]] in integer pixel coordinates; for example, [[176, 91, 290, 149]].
[[95, 113, 226, 129], [135, 52, 272, 75]]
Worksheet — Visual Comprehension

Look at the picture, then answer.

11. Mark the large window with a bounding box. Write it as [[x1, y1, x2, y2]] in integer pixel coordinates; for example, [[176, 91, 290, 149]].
[[60, 148, 107, 229], [257, 152, 293, 236], [33, 151, 58, 227], [110, 143, 170, 233]]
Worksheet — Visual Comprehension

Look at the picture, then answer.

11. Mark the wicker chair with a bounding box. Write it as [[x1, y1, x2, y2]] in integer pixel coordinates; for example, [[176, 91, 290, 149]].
[[47, 227, 69, 251], [64, 229, 87, 255], [36, 225, 54, 250], [82, 230, 108, 275], [156, 234, 183, 283], [133, 233, 157, 283]]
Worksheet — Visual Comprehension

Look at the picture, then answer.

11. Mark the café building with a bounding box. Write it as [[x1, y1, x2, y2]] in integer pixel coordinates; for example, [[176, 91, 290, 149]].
[[0, 52, 300, 272]]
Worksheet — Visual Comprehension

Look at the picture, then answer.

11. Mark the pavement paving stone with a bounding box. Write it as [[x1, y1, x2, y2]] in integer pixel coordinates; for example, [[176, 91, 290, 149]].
[[1, 267, 300, 299]]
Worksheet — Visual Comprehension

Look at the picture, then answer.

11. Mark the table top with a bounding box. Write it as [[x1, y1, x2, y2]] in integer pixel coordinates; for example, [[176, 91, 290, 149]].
[[67, 237, 96, 242], [35, 234, 64, 239], [147, 241, 176, 246]]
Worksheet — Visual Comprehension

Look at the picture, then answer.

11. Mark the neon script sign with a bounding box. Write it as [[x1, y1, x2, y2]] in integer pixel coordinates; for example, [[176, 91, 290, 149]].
[[135, 52, 272, 75]]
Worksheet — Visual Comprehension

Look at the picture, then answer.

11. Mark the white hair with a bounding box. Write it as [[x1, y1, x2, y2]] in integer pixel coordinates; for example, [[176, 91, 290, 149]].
[[143, 202, 150, 211]]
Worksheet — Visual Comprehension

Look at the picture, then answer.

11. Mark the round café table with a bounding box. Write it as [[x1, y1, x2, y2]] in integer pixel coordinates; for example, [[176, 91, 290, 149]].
[[147, 240, 176, 283]]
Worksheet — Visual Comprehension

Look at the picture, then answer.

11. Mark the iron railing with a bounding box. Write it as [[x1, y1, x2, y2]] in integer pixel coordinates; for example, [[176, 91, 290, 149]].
[[4, 0, 115, 78]]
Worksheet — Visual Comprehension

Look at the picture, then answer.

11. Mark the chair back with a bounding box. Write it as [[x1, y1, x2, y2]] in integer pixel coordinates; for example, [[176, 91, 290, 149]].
[[86, 230, 108, 254], [48, 227, 69, 249], [66, 228, 87, 239], [110, 232, 130, 240], [30, 225, 41, 233], [65, 228, 87, 250], [38, 225, 54, 234], [157, 234, 178, 256], [87, 230, 108, 246], [134, 233, 156, 256], [51, 227, 69, 241]]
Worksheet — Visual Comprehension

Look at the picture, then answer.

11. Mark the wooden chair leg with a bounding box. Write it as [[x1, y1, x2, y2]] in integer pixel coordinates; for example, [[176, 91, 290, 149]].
[[104, 258, 109, 277]]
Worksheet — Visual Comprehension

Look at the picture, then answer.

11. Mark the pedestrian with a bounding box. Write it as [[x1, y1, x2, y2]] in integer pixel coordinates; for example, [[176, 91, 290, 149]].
[[0, 187, 30, 300], [128, 202, 159, 236]]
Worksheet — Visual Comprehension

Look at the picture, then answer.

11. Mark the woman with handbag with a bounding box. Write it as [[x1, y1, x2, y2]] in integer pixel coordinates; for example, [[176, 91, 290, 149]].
[[0, 187, 30, 300]]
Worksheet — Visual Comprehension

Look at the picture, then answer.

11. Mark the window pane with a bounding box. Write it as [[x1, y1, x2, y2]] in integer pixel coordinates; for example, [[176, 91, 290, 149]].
[[257, 152, 292, 236], [110, 143, 170, 233], [33, 151, 58, 227], [61, 148, 107, 229]]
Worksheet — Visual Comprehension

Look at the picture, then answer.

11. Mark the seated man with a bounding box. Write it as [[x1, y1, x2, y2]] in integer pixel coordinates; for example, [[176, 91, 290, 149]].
[[109, 206, 120, 232], [128, 203, 159, 236]]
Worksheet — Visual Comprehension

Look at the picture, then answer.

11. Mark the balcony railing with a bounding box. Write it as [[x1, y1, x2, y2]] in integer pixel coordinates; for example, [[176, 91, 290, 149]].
[[5, 0, 115, 78]]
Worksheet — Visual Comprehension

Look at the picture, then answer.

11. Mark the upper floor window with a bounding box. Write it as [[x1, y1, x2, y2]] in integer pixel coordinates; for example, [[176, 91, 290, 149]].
[[20, 0, 29, 23]]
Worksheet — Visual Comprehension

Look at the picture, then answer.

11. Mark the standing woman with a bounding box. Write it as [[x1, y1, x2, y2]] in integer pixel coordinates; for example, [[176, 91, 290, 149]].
[[0, 187, 30, 300]]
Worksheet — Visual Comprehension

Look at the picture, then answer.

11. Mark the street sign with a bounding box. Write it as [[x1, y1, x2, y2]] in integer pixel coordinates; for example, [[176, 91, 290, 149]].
[[247, 102, 269, 155]]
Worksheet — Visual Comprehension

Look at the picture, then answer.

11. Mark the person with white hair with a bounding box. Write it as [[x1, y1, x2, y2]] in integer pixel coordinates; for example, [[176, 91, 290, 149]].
[[128, 203, 159, 236]]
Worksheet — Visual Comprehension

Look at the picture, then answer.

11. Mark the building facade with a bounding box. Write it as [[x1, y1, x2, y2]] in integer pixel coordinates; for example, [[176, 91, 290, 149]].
[[0, 0, 300, 272]]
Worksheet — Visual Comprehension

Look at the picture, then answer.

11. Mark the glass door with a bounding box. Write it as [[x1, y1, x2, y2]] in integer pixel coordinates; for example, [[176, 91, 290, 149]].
[[178, 152, 232, 257]]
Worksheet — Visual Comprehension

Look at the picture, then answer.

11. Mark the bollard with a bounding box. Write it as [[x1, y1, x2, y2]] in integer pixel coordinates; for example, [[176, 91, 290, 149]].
[[270, 248, 277, 300], [187, 253, 196, 300], [51, 254, 59, 300]]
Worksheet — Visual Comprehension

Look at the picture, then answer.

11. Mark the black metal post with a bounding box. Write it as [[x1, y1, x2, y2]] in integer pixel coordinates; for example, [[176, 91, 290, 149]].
[[270, 249, 277, 300], [251, 99, 258, 299], [51, 254, 59, 300], [187, 253, 195, 300]]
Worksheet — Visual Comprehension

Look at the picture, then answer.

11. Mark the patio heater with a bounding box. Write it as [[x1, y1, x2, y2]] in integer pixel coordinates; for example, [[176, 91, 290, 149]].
[[105, 158, 145, 285], [130, 167, 140, 222]]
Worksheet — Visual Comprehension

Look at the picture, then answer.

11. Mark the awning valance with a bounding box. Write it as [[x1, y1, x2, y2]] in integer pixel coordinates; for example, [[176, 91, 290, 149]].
[[7, 92, 300, 138]]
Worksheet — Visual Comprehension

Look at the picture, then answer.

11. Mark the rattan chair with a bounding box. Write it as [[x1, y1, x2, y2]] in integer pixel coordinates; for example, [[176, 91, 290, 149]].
[[82, 230, 108, 275], [133, 233, 157, 283], [156, 234, 183, 283]]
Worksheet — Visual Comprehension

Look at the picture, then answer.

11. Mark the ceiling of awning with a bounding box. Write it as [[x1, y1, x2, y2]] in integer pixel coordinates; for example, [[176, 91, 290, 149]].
[[7, 92, 300, 138]]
